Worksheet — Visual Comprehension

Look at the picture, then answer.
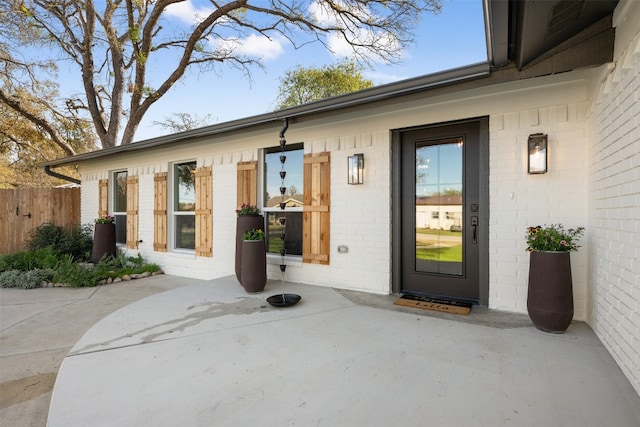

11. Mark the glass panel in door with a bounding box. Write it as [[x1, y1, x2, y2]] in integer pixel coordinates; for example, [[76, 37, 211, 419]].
[[415, 138, 463, 275]]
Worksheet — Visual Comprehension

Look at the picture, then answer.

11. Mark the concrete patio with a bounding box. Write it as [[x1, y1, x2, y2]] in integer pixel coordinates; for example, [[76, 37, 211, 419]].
[[2, 275, 640, 426]]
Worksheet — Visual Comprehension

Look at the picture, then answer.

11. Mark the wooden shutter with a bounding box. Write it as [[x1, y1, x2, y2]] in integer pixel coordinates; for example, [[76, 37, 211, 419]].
[[154, 172, 168, 252], [98, 179, 108, 217], [126, 175, 139, 249], [303, 152, 330, 265], [237, 161, 258, 209], [195, 166, 213, 257]]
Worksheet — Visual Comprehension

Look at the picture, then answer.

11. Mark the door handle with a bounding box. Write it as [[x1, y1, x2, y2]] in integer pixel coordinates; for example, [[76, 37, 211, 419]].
[[471, 216, 478, 244]]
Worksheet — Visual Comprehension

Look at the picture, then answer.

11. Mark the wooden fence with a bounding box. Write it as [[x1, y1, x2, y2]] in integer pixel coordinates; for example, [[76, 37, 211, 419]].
[[0, 187, 81, 255]]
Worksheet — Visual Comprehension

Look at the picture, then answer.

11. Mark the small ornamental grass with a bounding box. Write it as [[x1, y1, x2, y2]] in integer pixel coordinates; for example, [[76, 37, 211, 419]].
[[525, 224, 585, 252]]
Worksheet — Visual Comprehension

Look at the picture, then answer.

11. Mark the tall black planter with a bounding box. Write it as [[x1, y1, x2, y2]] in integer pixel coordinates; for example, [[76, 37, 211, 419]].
[[235, 215, 264, 283], [92, 223, 117, 264], [240, 240, 267, 293], [527, 251, 574, 333]]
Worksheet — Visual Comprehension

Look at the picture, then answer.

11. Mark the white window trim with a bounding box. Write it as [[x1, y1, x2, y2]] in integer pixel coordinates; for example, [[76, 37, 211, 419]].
[[111, 169, 127, 247], [169, 160, 197, 253], [260, 144, 304, 259]]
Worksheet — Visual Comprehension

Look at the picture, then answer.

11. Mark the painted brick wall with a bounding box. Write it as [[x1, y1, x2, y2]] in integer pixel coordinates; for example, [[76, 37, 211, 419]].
[[267, 130, 392, 294], [489, 104, 589, 318], [588, 8, 640, 395]]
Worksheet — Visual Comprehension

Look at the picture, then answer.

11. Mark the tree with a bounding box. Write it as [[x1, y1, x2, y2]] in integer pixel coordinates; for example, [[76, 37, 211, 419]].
[[0, 54, 96, 187], [152, 112, 214, 133], [0, 0, 442, 149], [275, 60, 374, 109]]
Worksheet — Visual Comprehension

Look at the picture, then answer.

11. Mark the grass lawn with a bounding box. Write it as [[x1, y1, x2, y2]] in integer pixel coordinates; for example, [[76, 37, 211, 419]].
[[416, 245, 462, 262], [416, 228, 462, 237]]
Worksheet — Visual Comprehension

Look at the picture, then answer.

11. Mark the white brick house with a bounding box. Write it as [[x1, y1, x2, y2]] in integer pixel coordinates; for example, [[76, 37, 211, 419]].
[[45, 0, 640, 395]]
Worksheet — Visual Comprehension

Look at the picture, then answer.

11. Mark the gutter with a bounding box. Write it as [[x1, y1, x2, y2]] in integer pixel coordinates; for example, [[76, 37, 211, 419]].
[[44, 165, 81, 185], [42, 61, 490, 169]]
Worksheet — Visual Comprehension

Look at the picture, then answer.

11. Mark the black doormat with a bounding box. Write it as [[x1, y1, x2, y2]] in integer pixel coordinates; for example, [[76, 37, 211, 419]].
[[393, 294, 472, 316]]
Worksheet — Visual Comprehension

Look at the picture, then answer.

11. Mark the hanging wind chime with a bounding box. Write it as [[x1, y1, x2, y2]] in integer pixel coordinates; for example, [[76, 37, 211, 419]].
[[267, 118, 301, 307]]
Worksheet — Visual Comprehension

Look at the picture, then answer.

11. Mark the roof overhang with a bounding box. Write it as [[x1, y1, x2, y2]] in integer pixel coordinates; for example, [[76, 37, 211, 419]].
[[43, 61, 490, 168], [44, 0, 619, 170]]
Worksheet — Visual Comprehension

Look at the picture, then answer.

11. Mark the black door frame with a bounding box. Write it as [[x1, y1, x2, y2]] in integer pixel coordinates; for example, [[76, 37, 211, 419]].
[[391, 117, 490, 306]]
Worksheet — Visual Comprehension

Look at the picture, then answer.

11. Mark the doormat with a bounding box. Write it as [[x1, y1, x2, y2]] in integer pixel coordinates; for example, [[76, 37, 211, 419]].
[[393, 294, 472, 316]]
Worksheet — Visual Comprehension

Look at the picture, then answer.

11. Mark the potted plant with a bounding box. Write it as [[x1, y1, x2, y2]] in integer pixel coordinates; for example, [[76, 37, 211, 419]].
[[525, 224, 585, 333], [235, 203, 263, 283], [240, 228, 267, 293], [92, 215, 117, 263]]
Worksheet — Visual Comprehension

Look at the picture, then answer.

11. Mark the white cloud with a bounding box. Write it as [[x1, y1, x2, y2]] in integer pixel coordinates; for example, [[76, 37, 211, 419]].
[[215, 34, 286, 61], [165, 0, 214, 25], [308, 0, 404, 63]]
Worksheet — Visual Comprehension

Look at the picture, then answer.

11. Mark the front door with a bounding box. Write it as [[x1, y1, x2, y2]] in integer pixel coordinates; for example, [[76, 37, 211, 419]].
[[398, 120, 485, 302]]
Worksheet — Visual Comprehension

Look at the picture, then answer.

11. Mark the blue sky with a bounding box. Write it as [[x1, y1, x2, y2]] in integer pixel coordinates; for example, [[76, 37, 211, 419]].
[[57, 0, 487, 142]]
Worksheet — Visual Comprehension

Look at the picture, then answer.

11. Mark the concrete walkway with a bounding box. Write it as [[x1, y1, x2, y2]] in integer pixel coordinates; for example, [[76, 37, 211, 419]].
[[37, 276, 640, 426], [0, 275, 203, 427], [2, 275, 639, 426]]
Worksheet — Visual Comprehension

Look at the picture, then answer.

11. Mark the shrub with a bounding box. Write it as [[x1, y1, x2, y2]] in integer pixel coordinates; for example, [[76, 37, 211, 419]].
[[0, 248, 61, 272], [26, 222, 93, 262], [93, 252, 161, 280], [52, 258, 99, 288], [0, 269, 54, 289]]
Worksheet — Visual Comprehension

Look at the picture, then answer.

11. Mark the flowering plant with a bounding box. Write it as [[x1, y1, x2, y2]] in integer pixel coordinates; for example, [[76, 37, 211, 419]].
[[242, 228, 265, 241], [236, 202, 261, 216], [525, 224, 584, 252], [95, 215, 115, 224]]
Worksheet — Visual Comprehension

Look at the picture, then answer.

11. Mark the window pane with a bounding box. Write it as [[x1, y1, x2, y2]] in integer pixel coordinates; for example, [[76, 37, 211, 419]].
[[113, 171, 127, 245], [175, 215, 195, 250], [113, 171, 127, 212], [114, 214, 126, 245], [264, 145, 303, 205], [266, 212, 302, 256], [174, 161, 196, 212], [264, 143, 304, 256]]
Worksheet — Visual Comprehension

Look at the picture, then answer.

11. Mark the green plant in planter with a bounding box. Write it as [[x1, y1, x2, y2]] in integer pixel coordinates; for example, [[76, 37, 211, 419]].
[[525, 224, 584, 252], [243, 228, 265, 241], [95, 215, 116, 224], [236, 203, 261, 216]]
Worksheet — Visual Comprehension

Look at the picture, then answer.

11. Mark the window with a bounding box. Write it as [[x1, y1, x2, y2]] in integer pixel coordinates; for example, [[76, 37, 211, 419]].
[[264, 143, 304, 256], [431, 211, 439, 219], [172, 161, 197, 250], [113, 170, 127, 244]]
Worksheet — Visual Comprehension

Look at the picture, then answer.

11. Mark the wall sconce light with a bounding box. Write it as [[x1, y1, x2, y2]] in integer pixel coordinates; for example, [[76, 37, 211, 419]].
[[348, 153, 364, 184], [528, 133, 548, 174]]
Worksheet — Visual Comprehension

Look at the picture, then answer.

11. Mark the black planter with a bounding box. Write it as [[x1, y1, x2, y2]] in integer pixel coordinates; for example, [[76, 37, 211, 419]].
[[92, 223, 117, 264], [527, 251, 574, 333], [240, 240, 267, 293], [235, 215, 264, 283]]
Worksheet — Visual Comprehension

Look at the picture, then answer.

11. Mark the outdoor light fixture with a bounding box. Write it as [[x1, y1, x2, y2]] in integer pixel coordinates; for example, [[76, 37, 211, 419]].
[[348, 153, 364, 184], [528, 133, 548, 174]]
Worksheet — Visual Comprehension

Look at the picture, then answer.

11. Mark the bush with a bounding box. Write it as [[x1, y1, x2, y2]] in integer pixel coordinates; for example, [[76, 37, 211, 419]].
[[0, 245, 162, 288], [0, 269, 54, 289], [26, 222, 93, 262], [52, 258, 99, 288], [93, 252, 161, 280], [0, 247, 62, 272]]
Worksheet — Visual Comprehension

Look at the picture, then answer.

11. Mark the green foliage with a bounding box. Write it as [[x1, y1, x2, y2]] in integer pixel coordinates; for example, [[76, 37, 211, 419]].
[[275, 60, 374, 109], [0, 246, 160, 288], [52, 258, 99, 287], [0, 247, 61, 272], [25, 222, 93, 261], [129, 26, 141, 43], [0, 269, 54, 289], [243, 228, 265, 241], [526, 224, 585, 252]]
